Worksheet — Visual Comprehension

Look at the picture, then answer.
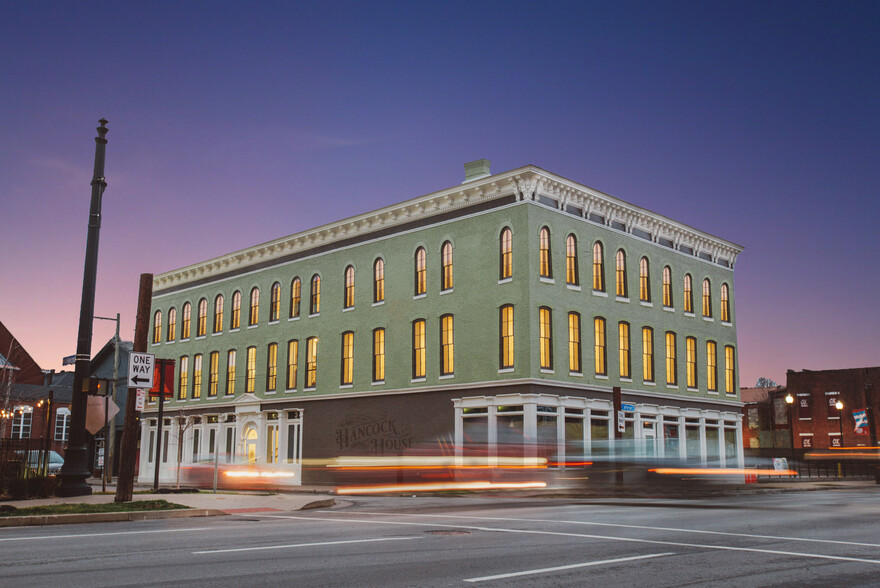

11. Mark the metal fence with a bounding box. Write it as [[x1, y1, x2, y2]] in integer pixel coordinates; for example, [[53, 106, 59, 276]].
[[0, 437, 49, 482]]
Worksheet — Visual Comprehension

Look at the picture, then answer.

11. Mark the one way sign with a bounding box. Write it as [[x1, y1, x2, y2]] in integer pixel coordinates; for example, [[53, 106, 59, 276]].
[[128, 352, 155, 388]]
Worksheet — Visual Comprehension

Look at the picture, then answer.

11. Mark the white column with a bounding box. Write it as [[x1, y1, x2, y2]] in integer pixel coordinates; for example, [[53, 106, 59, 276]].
[[279, 411, 289, 464], [735, 419, 745, 468], [717, 424, 725, 467], [678, 416, 687, 461], [699, 418, 707, 467], [523, 403, 538, 459], [556, 409, 565, 467], [487, 405, 498, 466], [454, 405, 463, 468]]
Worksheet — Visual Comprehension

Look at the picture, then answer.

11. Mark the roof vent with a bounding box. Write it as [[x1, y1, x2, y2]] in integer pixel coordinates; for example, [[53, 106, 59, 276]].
[[462, 159, 491, 184]]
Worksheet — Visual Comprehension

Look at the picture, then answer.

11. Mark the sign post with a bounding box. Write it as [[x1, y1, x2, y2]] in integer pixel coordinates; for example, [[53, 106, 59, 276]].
[[128, 352, 155, 389]]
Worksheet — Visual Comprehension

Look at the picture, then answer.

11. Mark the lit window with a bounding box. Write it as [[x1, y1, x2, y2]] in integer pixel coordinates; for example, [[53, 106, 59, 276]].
[[167, 307, 177, 342], [341, 332, 354, 385], [231, 292, 241, 329], [208, 351, 219, 397], [249, 288, 260, 326], [686, 337, 697, 388], [592, 242, 605, 292], [270, 282, 281, 321], [619, 322, 631, 379], [568, 312, 581, 374], [412, 319, 426, 379], [197, 298, 207, 336], [707, 341, 717, 392], [306, 337, 318, 387], [374, 258, 385, 303], [702, 279, 712, 318], [266, 342, 278, 391], [662, 266, 673, 308], [182, 302, 191, 338], [226, 350, 236, 395], [566, 234, 578, 285], [539, 307, 553, 370], [193, 354, 203, 399], [642, 327, 654, 382], [178, 356, 189, 400], [665, 332, 677, 386], [11, 406, 32, 439], [500, 228, 512, 279], [344, 266, 355, 309], [152, 311, 162, 344], [290, 277, 301, 318], [539, 227, 552, 278], [500, 305, 514, 369], [54, 408, 70, 441], [639, 257, 651, 302], [441, 241, 453, 291], [310, 275, 321, 315], [594, 317, 607, 376], [287, 340, 299, 389], [683, 275, 693, 313], [415, 247, 426, 295], [213, 295, 224, 333], [440, 314, 454, 375], [721, 283, 730, 322], [373, 328, 385, 382], [246, 346, 256, 393], [725, 346, 736, 394], [616, 250, 628, 297]]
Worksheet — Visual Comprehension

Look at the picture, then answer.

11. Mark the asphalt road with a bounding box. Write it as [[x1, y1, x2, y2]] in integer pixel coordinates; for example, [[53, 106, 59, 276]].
[[1, 489, 878, 587]]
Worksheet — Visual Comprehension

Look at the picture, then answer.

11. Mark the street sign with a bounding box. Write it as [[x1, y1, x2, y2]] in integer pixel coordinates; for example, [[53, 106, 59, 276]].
[[621, 403, 635, 412], [617, 410, 626, 432], [135, 388, 146, 412], [62, 354, 76, 365], [128, 352, 155, 388], [853, 409, 869, 435]]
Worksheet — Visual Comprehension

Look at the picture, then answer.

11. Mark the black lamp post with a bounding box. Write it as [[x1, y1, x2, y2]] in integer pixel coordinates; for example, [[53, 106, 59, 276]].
[[57, 119, 109, 497], [785, 393, 795, 472]]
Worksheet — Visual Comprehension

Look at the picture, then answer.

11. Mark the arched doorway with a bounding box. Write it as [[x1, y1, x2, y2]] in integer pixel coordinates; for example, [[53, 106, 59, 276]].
[[244, 426, 258, 464]]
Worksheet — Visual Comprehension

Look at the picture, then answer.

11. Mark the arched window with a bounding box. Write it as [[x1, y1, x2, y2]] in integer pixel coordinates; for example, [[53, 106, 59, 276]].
[[340, 332, 354, 385], [197, 298, 207, 336], [683, 274, 693, 314], [374, 258, 385, 303], [568, 312, 581, 374], [665, 332, 677, 386], [266, 343, 278, 392], [152, 310, 162, 344], [213, 295, 224, 333], [310, 275, 321, 315], [594, 317, 607, 376], [642, 327, 654, 383], [707, 341, 718, 392], [639, 257, 651, 302], [499, 305, 514, 369], [592, 241, 605, 292], [373, 328, 386, 382], [208, 351, 219, 397], [248, 287, 260, 326], [414, 247, 427, 295], [686, 337, 697, 388], [440, 314, 454, 375], [178, 355, 189, 400], [343, 266, 355, 309], [166, 307, 177, 342], [615, 250, 628, 298], [245, 346, 257, 393], [539, 227, 552, 278], [702, 279, 712, 318], [226, 349, 237, 396], [192, 354, 203, 399], [412, 319, 426, 379], [619, 322, 631, 379], [539, 307, 553, 370], [441, 241, 453, 291], [270, 282, 281, 321], [287, 340, 299, 390], [662, 266, 673, 308], [566, 234, 578, 286], [725, 346, 736, 394], [720, 283, 730, 322], [182, 302, 192, 339], [306, 336, 318, 388], [499, 228, 512, 279], [231, 291, 241, 329], [54, 407, 71, 441], [290, 277, 301, 318]]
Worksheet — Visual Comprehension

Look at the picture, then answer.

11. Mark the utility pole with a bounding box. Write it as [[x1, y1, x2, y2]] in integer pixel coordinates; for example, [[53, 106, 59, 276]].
[[57, 119, 109, 497], [116, 274, 152, 503]]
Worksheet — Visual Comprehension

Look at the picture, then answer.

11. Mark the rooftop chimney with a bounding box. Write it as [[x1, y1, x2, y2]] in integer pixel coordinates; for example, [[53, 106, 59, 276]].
[[462, 159, 491, 184]]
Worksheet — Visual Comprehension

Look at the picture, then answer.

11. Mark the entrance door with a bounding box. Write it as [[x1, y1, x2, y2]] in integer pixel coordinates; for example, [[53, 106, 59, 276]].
[[244, 427, 258, 464], [641, 420, 657, 459]]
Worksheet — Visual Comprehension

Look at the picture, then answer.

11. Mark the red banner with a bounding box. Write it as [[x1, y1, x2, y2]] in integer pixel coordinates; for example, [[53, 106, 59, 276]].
[[148, 359, 175, 398]]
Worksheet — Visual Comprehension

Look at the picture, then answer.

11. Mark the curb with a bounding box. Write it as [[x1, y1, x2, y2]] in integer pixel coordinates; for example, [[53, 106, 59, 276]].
[[0, 508, 226, 528], [300, 498, 335, 510]]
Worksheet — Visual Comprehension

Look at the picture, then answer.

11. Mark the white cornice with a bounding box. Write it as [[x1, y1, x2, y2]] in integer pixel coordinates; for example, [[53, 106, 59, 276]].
[[154, 165, 744, 291]]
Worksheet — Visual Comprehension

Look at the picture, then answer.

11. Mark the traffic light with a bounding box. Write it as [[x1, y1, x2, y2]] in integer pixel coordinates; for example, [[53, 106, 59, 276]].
[[85, 377, 111, 395]]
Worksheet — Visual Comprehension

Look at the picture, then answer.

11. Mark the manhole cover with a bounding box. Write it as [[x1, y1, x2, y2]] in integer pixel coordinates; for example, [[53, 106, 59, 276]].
[[425, 529, 472, 535]]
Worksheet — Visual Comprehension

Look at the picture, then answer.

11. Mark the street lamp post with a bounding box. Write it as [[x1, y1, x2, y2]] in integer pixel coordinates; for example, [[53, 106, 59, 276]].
[[835, 399, 844, 478], [785, 393, 795, 475]]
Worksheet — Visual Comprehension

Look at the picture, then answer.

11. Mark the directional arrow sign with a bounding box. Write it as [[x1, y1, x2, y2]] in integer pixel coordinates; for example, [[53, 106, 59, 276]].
[[128, 352, 155, 389]]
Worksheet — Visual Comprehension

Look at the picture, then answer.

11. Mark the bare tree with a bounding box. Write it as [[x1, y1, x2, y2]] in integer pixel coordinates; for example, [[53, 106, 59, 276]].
[[755, 377, 777, 388]]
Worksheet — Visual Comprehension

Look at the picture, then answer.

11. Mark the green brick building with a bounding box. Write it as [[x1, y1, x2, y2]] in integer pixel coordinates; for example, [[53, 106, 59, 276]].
[[138, 161, 744, 485]]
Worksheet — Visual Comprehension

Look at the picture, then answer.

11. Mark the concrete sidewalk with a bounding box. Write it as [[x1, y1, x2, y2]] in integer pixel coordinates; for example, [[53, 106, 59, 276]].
[[0, 480, 335, 528]]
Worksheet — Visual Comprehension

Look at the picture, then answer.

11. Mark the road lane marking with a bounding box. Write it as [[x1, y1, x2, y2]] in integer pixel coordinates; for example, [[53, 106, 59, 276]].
[[316, 510, 880, 549], [250, 514, 880, 566], [463, 552, 675, 582], [193, 536, 420, 554], [0, 526, 215, 542]]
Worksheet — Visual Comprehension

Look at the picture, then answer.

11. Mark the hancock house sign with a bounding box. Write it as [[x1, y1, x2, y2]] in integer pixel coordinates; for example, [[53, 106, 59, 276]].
[[335, 412, 414, 454]]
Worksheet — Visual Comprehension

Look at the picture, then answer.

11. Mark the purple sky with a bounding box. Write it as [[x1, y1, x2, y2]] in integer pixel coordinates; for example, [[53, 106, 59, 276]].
[[2, 1, 878, 387]]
